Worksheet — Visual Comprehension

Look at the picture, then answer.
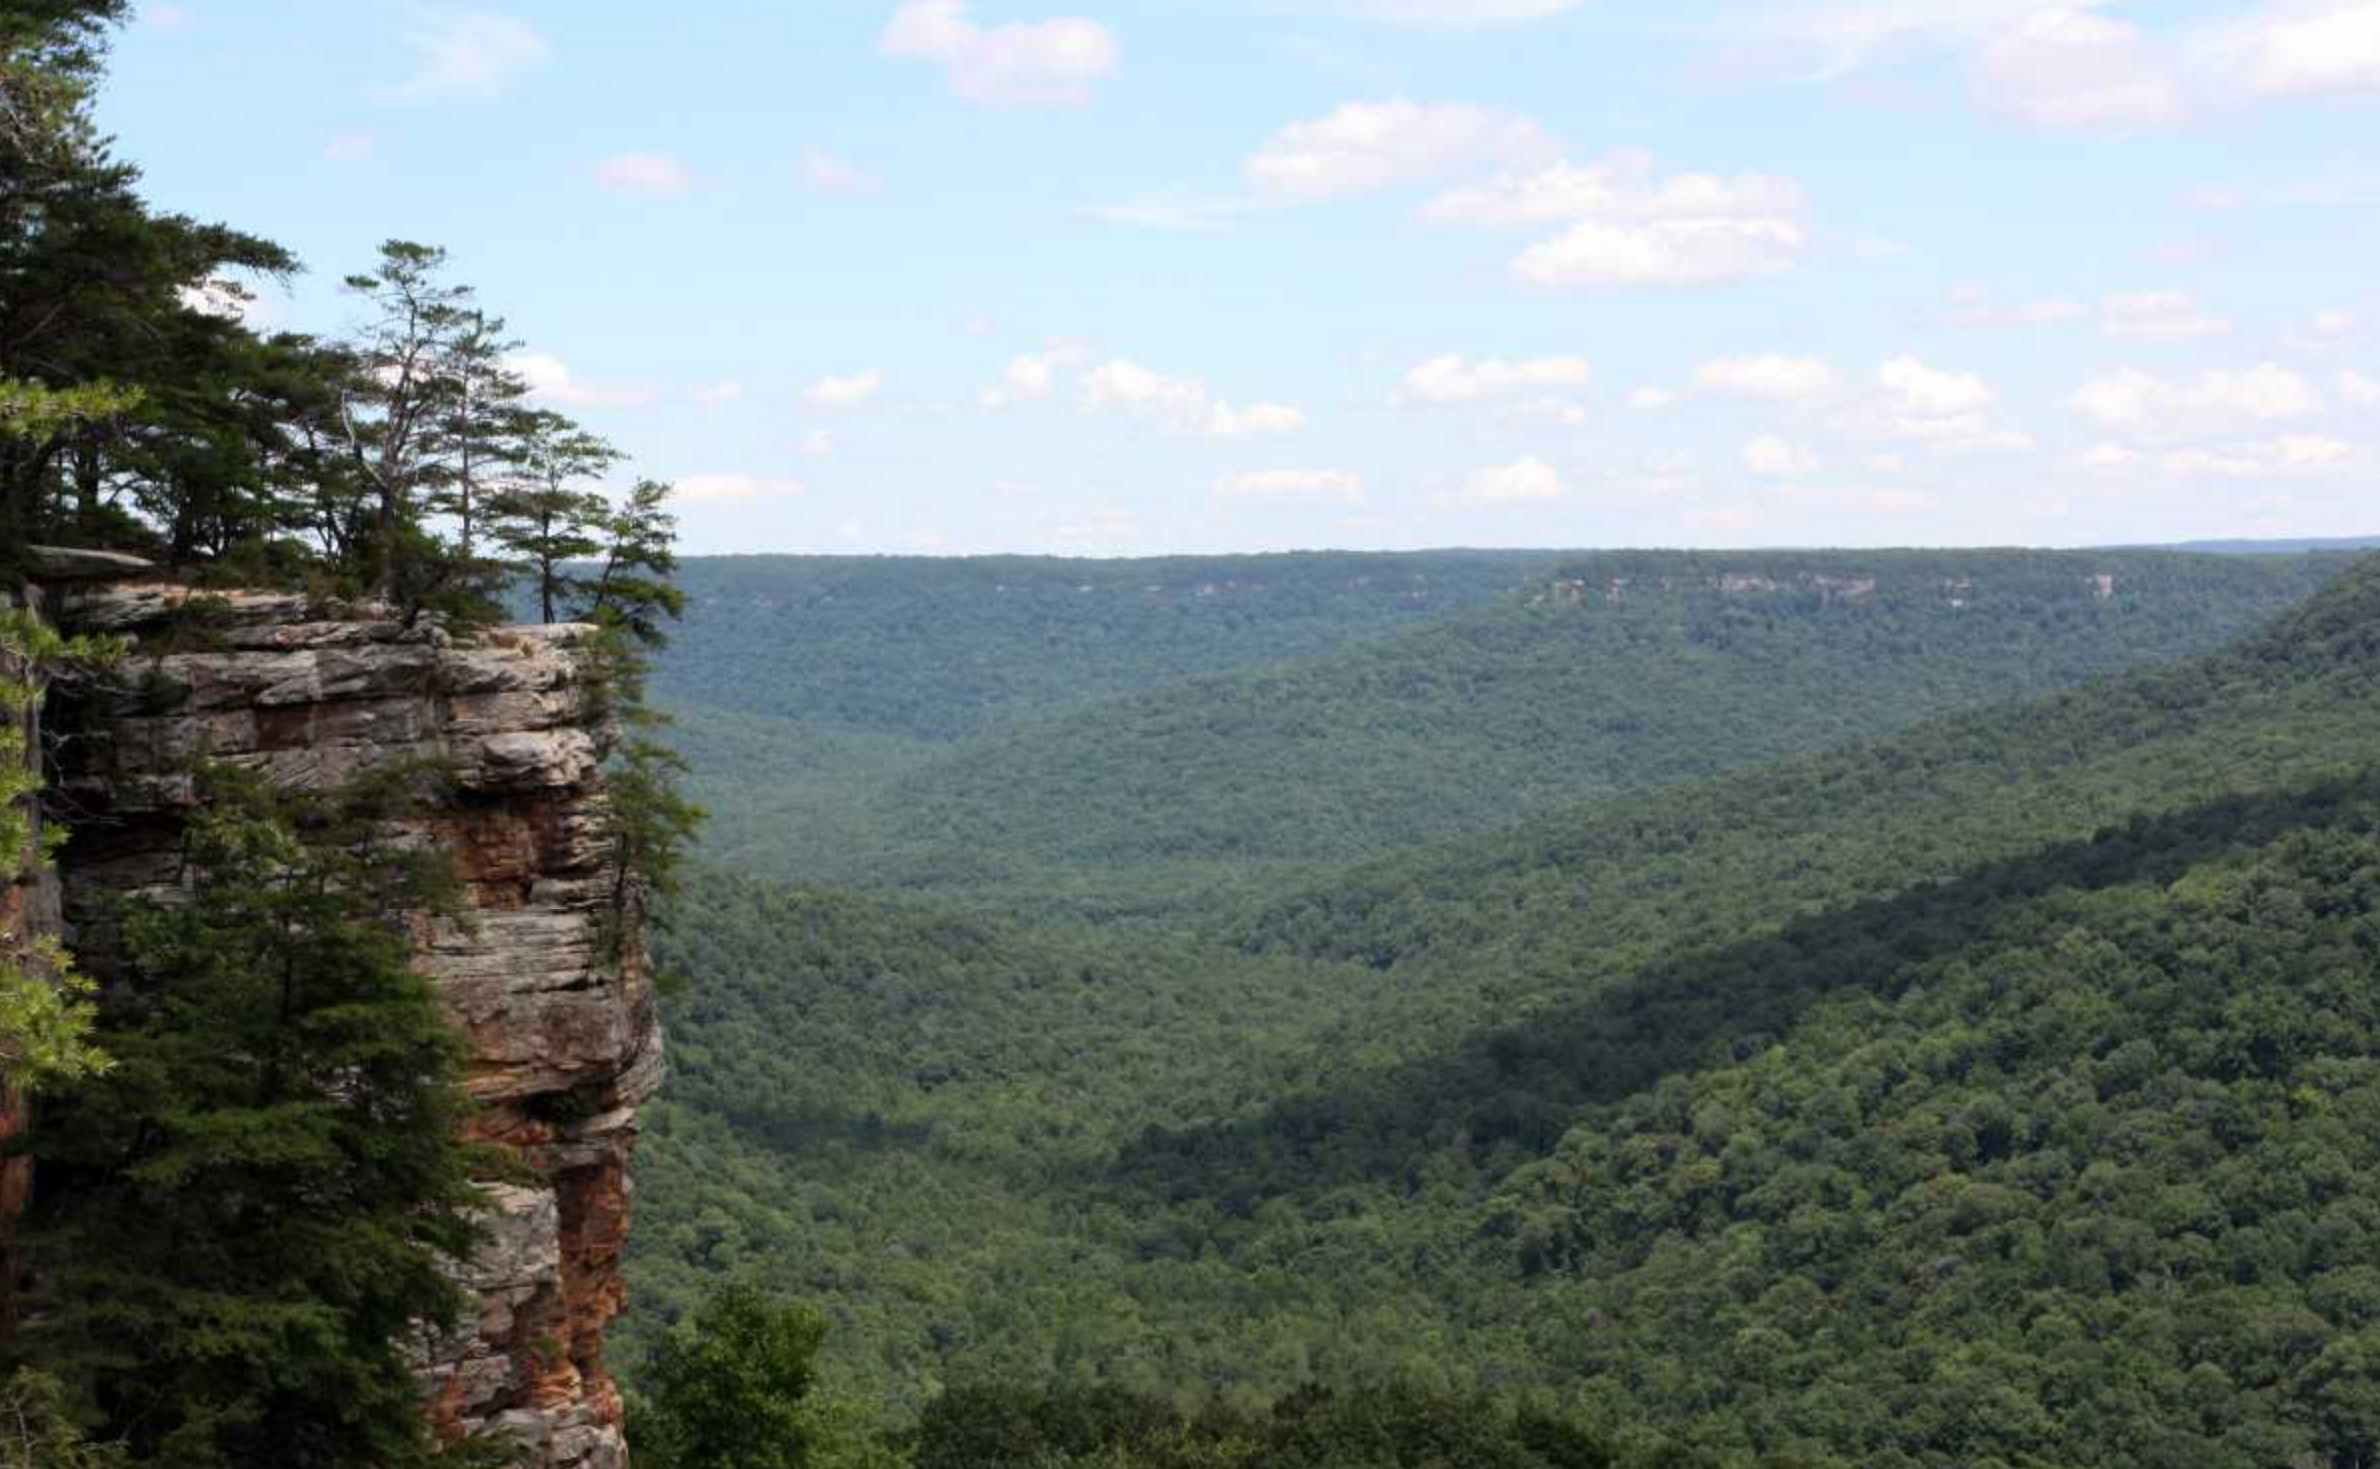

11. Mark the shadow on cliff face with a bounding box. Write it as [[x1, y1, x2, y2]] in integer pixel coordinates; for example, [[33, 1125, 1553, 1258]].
[[1094, 772, 2380, 1231]]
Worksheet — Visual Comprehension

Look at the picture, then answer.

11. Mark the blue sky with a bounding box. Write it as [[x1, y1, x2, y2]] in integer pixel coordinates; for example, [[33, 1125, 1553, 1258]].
[[106, 0, 2380, 555]]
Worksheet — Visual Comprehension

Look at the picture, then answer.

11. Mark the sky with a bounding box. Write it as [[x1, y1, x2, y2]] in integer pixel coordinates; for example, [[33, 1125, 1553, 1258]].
[[102, 0, 2380, 556]]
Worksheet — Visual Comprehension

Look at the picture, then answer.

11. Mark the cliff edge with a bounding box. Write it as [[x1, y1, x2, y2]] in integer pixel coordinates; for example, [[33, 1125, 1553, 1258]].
[[37, 574, 663, 1469]]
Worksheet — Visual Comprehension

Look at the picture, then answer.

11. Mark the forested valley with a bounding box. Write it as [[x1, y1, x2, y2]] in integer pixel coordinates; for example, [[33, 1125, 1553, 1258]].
[[10, 5, 2380, 1468], [624, 544, 2380, 1468]]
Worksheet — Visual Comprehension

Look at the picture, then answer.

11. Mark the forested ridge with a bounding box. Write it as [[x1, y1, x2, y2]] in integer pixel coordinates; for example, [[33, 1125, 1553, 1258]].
[[656, 550, 1564, 739], [627, 552, 2380, 1467], [660, 548, 2347, 917], [14, 3, 2380, 1465]]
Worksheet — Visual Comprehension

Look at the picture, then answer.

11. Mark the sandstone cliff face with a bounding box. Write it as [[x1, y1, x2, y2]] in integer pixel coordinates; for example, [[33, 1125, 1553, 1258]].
[[41, 579, 662, 1469]]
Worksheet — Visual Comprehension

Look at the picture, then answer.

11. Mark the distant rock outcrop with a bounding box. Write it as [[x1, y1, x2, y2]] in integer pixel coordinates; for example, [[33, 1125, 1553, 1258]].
[[29, 573, 660, 1469]]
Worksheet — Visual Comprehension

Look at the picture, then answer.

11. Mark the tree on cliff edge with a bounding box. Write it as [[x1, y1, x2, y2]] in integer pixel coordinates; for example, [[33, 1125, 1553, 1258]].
[[8, 765, 490, 1469]]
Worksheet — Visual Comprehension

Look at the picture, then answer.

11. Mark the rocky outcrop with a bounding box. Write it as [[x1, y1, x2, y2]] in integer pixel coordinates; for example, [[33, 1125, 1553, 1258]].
[[40, 578, 660, 1469]]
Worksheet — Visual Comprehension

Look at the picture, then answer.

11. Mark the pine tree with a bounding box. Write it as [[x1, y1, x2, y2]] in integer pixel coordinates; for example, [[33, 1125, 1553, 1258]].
[[488, 411, 616, 625], [0, 1, 294, 568], [431, 308, 534, 570], [11, 764, 490, 1469], [582, 478, 687, 650]]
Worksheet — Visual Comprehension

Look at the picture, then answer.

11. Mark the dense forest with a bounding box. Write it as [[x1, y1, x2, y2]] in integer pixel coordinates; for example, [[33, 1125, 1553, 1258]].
[[659, 549, 2348, 917], [655, 551, 1564, 739], [626, 552, 2380, 1467], [14, 4, 2380, 1468]]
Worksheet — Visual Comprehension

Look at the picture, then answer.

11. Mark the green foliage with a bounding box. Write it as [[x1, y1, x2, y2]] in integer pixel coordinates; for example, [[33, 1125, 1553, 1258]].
[[0, 609, 115, 1092], [906, 1382, 1703, 1469], [488, 416, 617, 625], [599, 733, 705, 975], [0, 1369, 126, 1469], [0, 378, 138, 440], [654, 550, 1564, 741], [584, 478, 688, 650], [663, 549, 2347, 917], [12, 764, 490, 1468], [633, 1282, 901, 1469], [0, 0, 297, 568], [628, 554, 2380, 1468], [1, 14, 682, 621]]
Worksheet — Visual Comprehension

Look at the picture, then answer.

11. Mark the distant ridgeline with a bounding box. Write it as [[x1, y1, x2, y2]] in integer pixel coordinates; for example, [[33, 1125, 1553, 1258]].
[[656, 547, 2348, 916], [652, 550, 1565, 739], [629, 548, 2380, 1467]]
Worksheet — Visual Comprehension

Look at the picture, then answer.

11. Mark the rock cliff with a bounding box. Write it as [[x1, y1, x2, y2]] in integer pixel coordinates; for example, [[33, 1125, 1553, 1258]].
[[33, 574, 661, 1469]]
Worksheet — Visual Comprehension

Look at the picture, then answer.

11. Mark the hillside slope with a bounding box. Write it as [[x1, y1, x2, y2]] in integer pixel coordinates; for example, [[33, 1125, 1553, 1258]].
[[1110, 553, 2380, 1464], [655, 551, 1562, 740], [623, 880, 1379, 1401], [834, 549, 2345, 911], [630, 556, 2380, 1467]]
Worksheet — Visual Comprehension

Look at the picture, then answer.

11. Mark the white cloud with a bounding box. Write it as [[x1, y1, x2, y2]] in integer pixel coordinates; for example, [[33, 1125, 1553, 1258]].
[[1419, 148, 1811, 290], [2077, 441, 2146, 473], [1939, 285, 2086, 328], [2340, 369, 2380, 405], [1753, 0, 2380, 125], [2070, 363, 2324, 434], [1971, 9, 2187, 129], [805, 369, 886, 409], [2310, 308, 2360, 339], [1737, 0, 2073, 78], [803, 429, 838, 456], [2100, 289, 2231, 341], [597, 151, 693, 196], [1878, 354, 1995, 419], [2161, 435, 2355, 477], [1421, 150, 1804, 227], [1083, 358, 1206, 422], [982, 344, 1090, 406], [1742, 435, 1821, 476], [381, 10, 549, 101], [1513, 216, 1806, 288], [1451, 456, 1567, 503], [1692, 353, 1843, 404], [1629, 386, 1680, 410], [1080, 359, 1304, 437], [689, 381, 744, 403], [1394, 353, 1593, 405], [1330, 0, 1584, 23], [880, 0, 1119, 108], [802, 150, 878, 194], [674, 475, 807, 504], [1213, 469, 1366, 503], [1510, 397, 1594, 427], [1209, 402, 1309, 436], [1082, 193, 1274, 232], [1876, 354, 2033, 453], [2198, 0, 2380, 99], [1246, 99, 1557, 199], [2290, 308, 2366, 350], [506, 351, 662, 408], [178, 279, 275, 328], [140, 3, 196, 32]]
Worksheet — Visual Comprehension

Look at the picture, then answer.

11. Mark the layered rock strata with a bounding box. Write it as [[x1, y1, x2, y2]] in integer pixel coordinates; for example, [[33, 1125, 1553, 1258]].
[[40, 579, 661, 1469]]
